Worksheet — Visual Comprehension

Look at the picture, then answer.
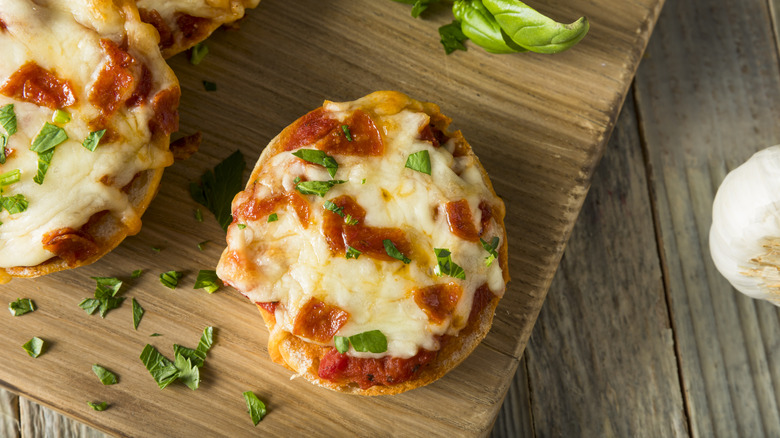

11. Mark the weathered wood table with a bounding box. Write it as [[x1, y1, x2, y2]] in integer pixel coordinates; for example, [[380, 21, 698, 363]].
[[5, 0, 779, 436]]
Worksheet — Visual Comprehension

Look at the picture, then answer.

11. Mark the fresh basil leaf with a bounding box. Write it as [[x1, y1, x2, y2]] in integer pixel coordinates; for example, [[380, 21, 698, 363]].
[[82, 129, 106, 152], [295, 179, 347, 197], [0, 169, 20, 186], [99, 296, 125, 318], [291, 149, 338, 178], [174, 353, 200, 390], [383, 239, 411, 264], [480, 236, 500, 266], [323, 200, 345, 217], [94, 277, 123, 296], [30, 122, 67, 153], [434, 248, 466, 279], [139, 344, 179, 389], [267, 213, 278, 223], [190, 42, 209, 65], [173, 344, 204, 368], [334, 336, 350, 353], [190, 150, 246, 232], [194, 270, 222, 294], [33, 149, 54, 185], [345, 246, 362, 260], [52, 109, 71, 124], [405, 150, 432, 175], [197, 326, 214, 356], [9, 298, 36, 316], [87, 401, 108, 411], [349, 330, 388, 353], [79, 277, 124, 317], [340, 125, 353, 142], [79, 298, 101, 315], [0, 194, 28, 214], [160, 270, 182, 289], [453, 0, 526, 54], [22, 337, 44, 358], [132, 298, 144, 330], [243, 391, 267, 426], [439, 20, 469, 54], [0, 104, 17, 137], [92, 364, 118, 385]]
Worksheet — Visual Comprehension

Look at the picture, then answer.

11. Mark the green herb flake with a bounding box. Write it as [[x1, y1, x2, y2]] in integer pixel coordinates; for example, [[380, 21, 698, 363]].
[[344, 214, 358, 226], [139, 344, 179, 389], [433, 248, 466, 279], [341, 125, 353, 142], [323, 200, 345, 218], [190, 150, 246, 232], [33, 149, 54, 185], [295, 179, 347, 197], [79, 277, 125, 318], [480, 236, 500, 267], [160, 271, 183, 289], [0, 194, 28, 214], [0, 169, 21, 186], [0, 104, 17, 165], [30, 122, 68, 153], [9, 298, 36, 316], [82, 129, 106, 152], [131, 269, 143, 278], [334, 336, 350, 353], [152, 246, 162, 253], [405, 150, 432, 175], [194, 270, 222, 294], [439, 20, 468, 54], [237, 223, 247, 230], [190, 42, 209, 65], [92, 364, 118, 385], [202, 81, 217, 91], [132, 298, 144, 330], [140, 327, 213, 390], [348, 330, 388, 353], [87, 401, 108, 411], [174, 353, 200, 390], [361, 178, 366, 184], [267, 213, 278, 223], [197, 240, 209, 251], [22, 337, 44, 358], [52, 109, 71, 124], [291, 149, 338, 178], [243, 391, 267, 426], [194, 208, 204, 222], [383, 239, 411, 264], [345, 246, 362, 260], [150, 333, 162, 337]]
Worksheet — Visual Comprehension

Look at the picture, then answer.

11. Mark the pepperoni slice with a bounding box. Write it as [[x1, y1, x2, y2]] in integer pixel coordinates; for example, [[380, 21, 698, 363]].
[[279, 108, 383, 156], [41, 228, 98, 266], [233, 191, 311, 227], [418, 122, 449, 148], [0, 62, 76, 109], [444, 199, 480, 242], [414, 283, 462, 324], [149, 86, 180, 136], [175, 14, 212, 45], [89, 39, 136, 121], [292, 298, 349, 343], [138, 8, 174, 49]]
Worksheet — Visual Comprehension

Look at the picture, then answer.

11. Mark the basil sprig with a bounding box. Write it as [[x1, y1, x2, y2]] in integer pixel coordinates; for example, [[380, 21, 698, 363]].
[[292, 149, 339, 178], [434, 248, 466, 279], [334, 330, 388, 354], [190, 149, 246, 232]]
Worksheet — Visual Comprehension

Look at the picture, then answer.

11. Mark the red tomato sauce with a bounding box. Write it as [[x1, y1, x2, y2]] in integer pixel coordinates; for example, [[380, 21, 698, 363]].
[[318, 347, 437, 389]]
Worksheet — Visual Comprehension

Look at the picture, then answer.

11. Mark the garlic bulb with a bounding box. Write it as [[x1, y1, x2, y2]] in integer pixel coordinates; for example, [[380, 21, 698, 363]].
[[710, 145, 780, 305]]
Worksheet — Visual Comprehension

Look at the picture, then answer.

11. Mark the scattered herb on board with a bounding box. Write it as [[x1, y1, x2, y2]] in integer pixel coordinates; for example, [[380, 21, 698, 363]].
[[87, 401, 108, 411], [140, 327, 214, 390], [92, 364, 118, 385], [194, 270, 222, 294], [190, 42, 209, 65], [243, 391, 267, 425], [22, 337, 44, 358], [79, 277, 125, 318], [132, 298, 145, 330], [9, 298, 35, 316], [190, 150, 246, 231], [159, 271, 183, 289]]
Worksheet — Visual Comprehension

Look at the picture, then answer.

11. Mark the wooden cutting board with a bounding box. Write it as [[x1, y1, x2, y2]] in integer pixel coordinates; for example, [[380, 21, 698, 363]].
[[0, 1, 663, 436]]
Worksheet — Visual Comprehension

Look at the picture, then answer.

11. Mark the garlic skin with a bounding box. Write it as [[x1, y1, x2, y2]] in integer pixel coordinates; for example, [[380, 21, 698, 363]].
[[710, 145, 780, 305]]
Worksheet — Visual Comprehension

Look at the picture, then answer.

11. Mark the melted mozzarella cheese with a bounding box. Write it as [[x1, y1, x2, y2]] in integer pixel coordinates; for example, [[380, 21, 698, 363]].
[[0, 0, 176, 267], [219, 93, 506, 359]]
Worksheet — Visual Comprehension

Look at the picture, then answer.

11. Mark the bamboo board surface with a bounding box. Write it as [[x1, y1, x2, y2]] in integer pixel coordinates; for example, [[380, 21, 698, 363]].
[[0, 0, 663, 436]]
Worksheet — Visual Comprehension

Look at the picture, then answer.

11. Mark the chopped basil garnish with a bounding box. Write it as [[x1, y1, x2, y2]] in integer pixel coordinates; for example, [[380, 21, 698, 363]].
[[33, 149, 54, 185], [243, 391, 267, 426], [194, 208, 204, 222], [323, 200, 345, 217], [175, 354, 200, 390], [344, 214, 358, 226], [87, 401, 108, 411], [152, 246, 162, 253], [79, 277, 125, 318], [132, 298, 144, 330], [190, 42, 209, 65], [140, 327, 213, 390], [52, 109, 71, 124], [202, 81, 217, 91], [190, 149, 246, 232], [334, 336, 350, 353], [22, 337, 44, 358], [9, 298, 36, 316], [0, 169, 21, 186], [291, 149, 338, 178], [139, 344, 179, 389], [197, 240, 209, 251], [480, 236, 500, 267], [92, 364, 118, 385], [30, 122, 67, 153], [345, 330, 388, 353], [237, 224, 247, 230], [194, 270, 222, 294], [267, 213, 278, 222], [160, 271, 182, 289], [383, 239, 411, 264], [345, 246, 362, 259], [434, 248, 466, 279], [405, 150, 432, 175], [0, 104, 17, 165], [439, 20, 468, 54], [341, 125, 353, 142], [361, 178, 366, 184], [0, 194, 28, 214], [131, 269, 143, 278], [82, 129, 106, 152], [295, 179, 347, 197], [150, 333, 162, 337]]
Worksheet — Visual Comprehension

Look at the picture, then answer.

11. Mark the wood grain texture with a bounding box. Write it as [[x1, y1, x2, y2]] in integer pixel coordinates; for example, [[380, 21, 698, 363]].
[[0, 0, 663, 436], [634, 0, 780, 435]]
